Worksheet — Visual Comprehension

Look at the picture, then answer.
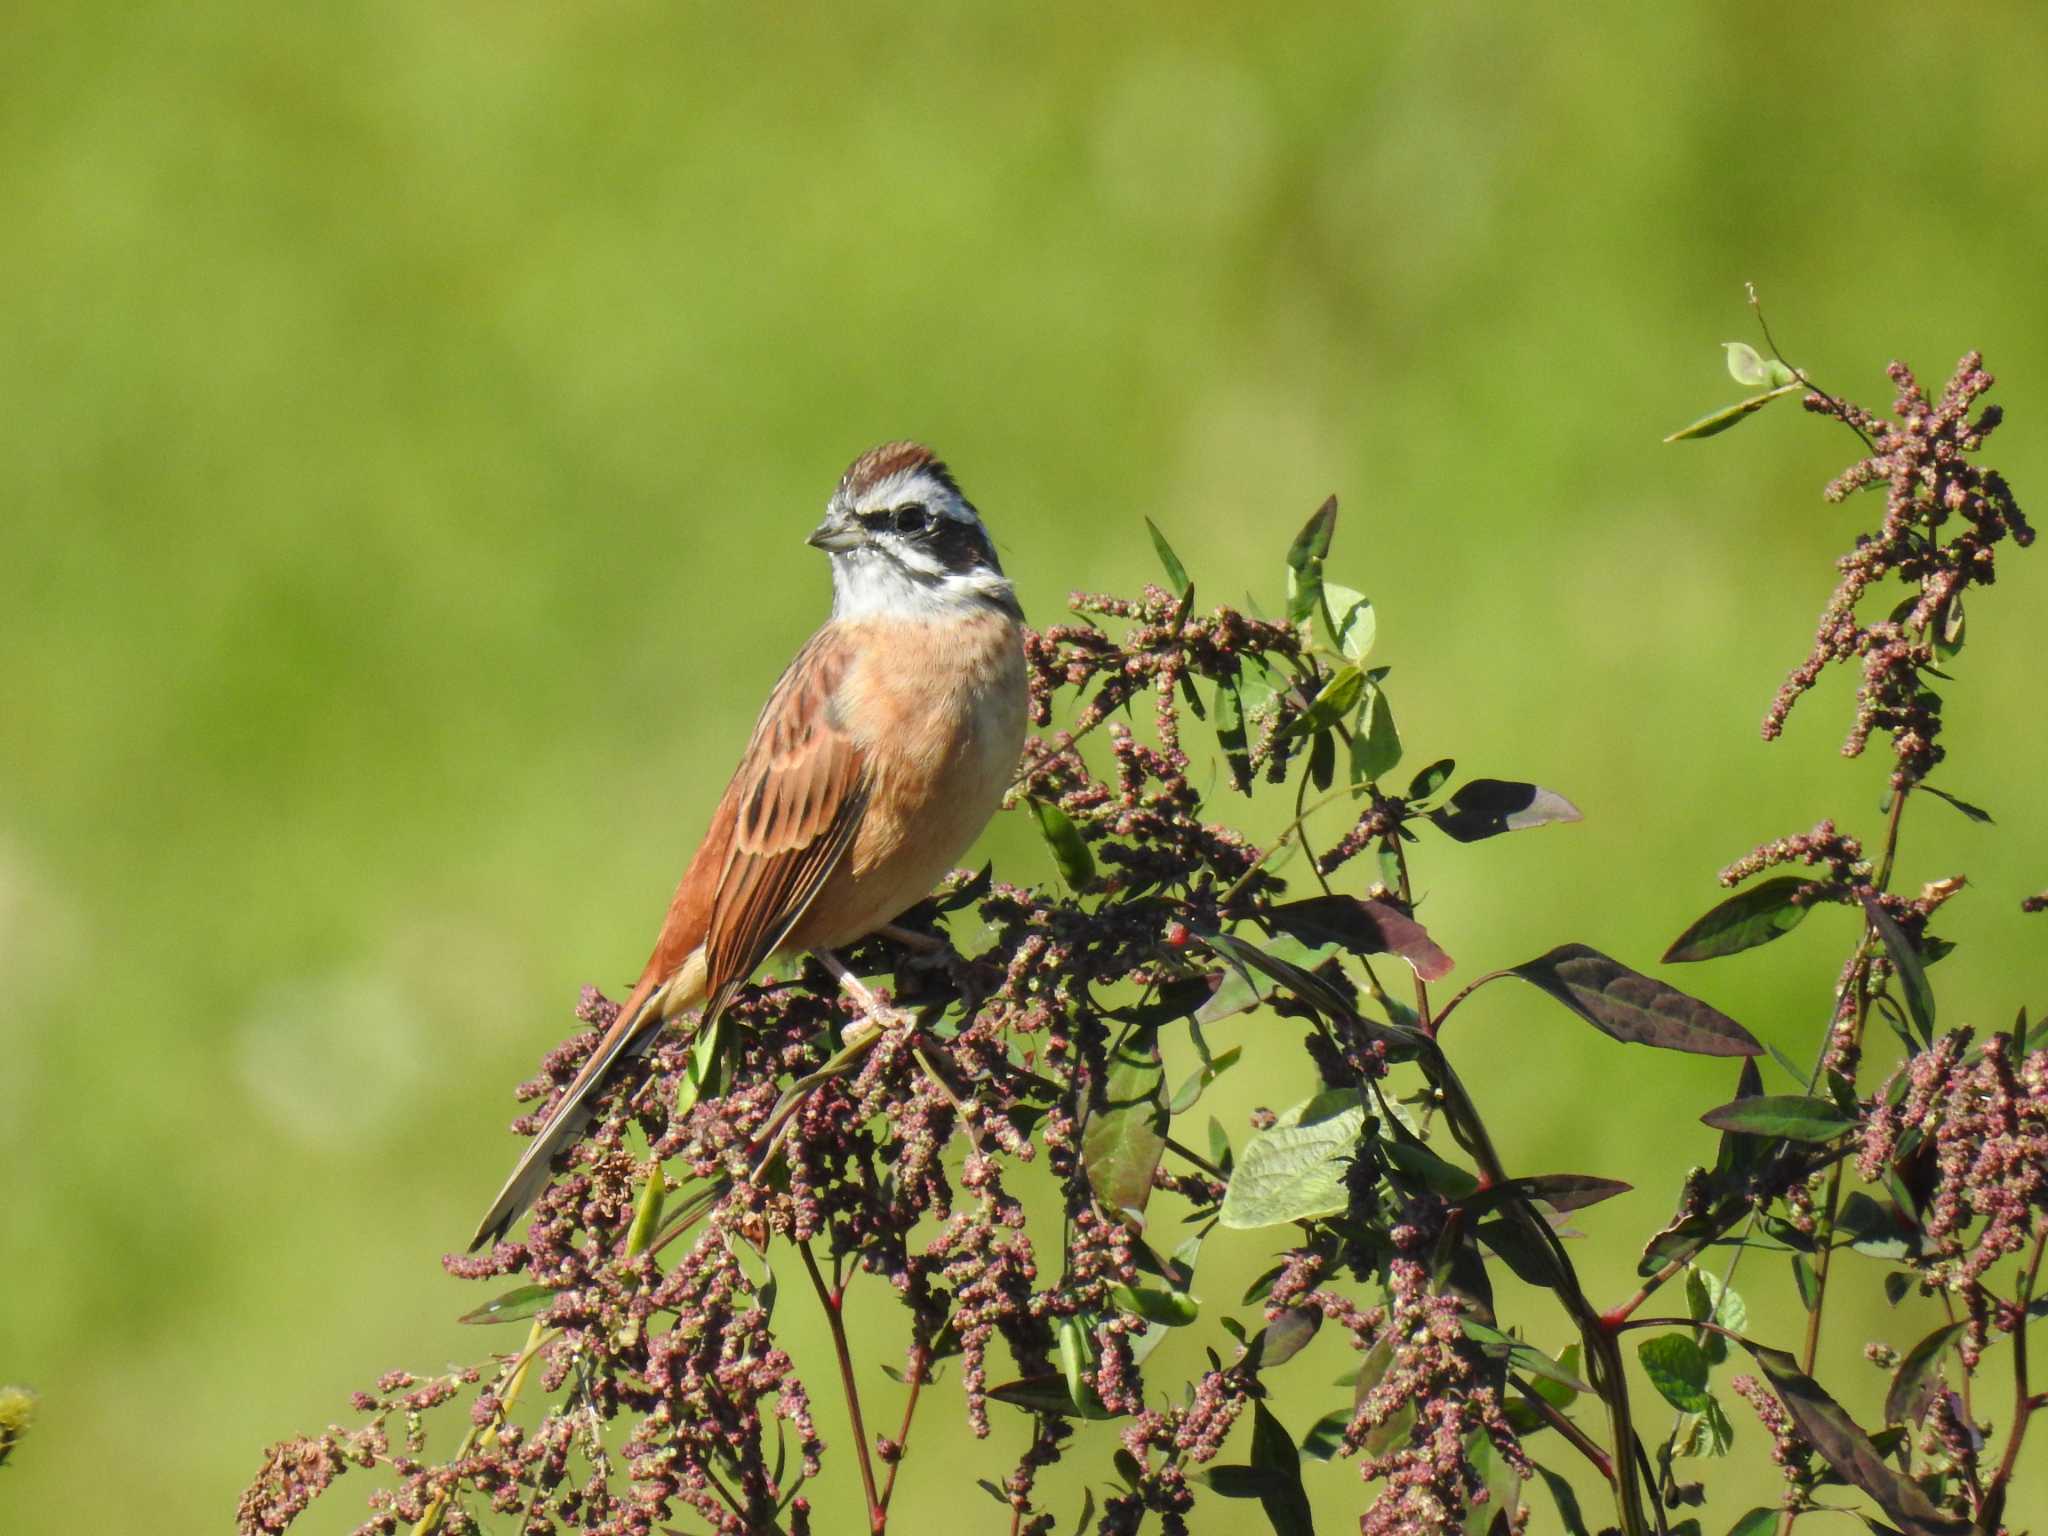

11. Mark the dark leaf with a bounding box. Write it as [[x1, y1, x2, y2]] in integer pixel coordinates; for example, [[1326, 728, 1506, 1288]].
[[1920, 785, 1991, 824], [1663, 382, 1804, 442], [987, 1375, 1121, 1420], [1859, 893, 1935, 1044], [1791, 1253, 1819, 1311], [1031, 799, 1096, 891], [1883, 1272, 1914, 1307], [1256, 1306, 1322, 1369], [1465, 1322, 1590, 1393], [1144, 517, 1191, 596], [1204, 931, 1359, 1025], [458, 1284, 554, 1326], [1535, 1465, 1593, 1536], [1743, 1343, 1971, 1535], [1699, 1094, 1852, 1142], [1249, 1401, 1316, 1536], [1837, 1191, 1916, 1261], [1428, 779, 1583, 843], [1884, 1321, 1964, 1428], [1475, 1215, 1566, 1288], [1285, 496, 1339, 624], [1308, 726, 1336, 791], [1510, 944, 1763, 1057], [1384, 1138, 1481, 1199], [1215, 679, 1252, 793], [1408, 757, 1456, 800], [1263, 895, 1456, 983], [1082, 1027, 1168, 1220], [1462, 1173, 1632, 1217], [1196, 1465, 1275, 1499], [1197, 934, 1338, 1025], [1301, 1408, 1352, 1462], [1664, 878, 1820, 963]]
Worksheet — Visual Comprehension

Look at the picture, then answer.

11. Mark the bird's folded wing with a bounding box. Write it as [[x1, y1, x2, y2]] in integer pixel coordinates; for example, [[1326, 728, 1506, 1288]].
[[700, 629, 871, 1017]]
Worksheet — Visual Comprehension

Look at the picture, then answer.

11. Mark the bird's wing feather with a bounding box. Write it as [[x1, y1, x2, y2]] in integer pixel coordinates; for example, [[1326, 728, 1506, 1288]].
[[700, 629, 871, 1015], [468, 628, 869, 1252]]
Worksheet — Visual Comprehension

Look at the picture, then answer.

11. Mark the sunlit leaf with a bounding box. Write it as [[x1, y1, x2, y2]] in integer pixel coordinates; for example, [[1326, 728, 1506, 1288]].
[[1169, 1044, 1242, 1114], [1663, 877, 1819, 963], [1031, 799, 1096, 891], [1301, 1407, 1352, 1462], [1082, 1027, 1168, 1220], [1408, 757, 1455, 800], [1884, 1321, 1964, 1428], [987, 1375, 1121, 1420], [1698, 1094, 1851, 1142], [1663, 382, 1804, 442], [1352, 680, 1401, 782], [1217, 1093, 1365, 1229], [1197, 935, 1339, 1025], [458, 1284, 554, 1326], [1427, 779, 1582, 843], [625, 1165, 666, 1259], [1726, 1510, 1778, 1536], [1285, 496, 1339, 624], [1638, 1333, 1713, 1413], [1144, 517, 1191, 596], [1510, 944, 1763, 1056]]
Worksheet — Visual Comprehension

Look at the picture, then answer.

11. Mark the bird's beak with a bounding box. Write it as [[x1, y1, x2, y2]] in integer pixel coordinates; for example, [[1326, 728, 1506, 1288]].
[[806, 510, 864, 552]]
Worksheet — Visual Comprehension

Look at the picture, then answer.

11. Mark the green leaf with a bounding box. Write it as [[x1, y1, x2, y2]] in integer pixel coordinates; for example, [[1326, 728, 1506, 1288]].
[[1197, 935, 1340, 1025], [1837, 1191, 1916, 1261], [1427, 779, 1582, 842], [1791, 1252, 1820, 1312], [1884, 1321, 1964, 1428], [1217, 1093, 1366, 1229], [1510, 944, 1763, 1057], [625, 1165, 665, 1259], [1464, 1322, 1590, 1393], [1031, 799, 1096, 891], [1723, 341, 1774, 387], [1255, 1306, 1322, 1369], [1663, 382, 1804, 442], [1726, 1510, 1779, 1536], [1672, 1397, 1735, 1458], [1203, 931, 1359, 1025], [1291, 665, 1366, 737], [1742, 1343, 1971, 1536], [673, 1012, 727, 1120], [1698, 1094, 1852, 1142], [1352, 681, 1401, 782], [1170, 1044, 1242, 1114], [1535, 1465, 1593, 1536], [1144, 517, 1191, 596], [1407, 757, 1455, 800], [1637, 1333, 1713, 1413], [1384, 1138, 1480, 1200], [1461, 1173, 1632, 1217], [1319, 585, 1376, 663], [1110, 1284, 1199, 1328], [458, 1283, 554, 1326], [1685, 1267, 1748, 1364], [1082, 1027, 1168, 1220], [1249, 1401, 1316, 1536], [1859, 893, 1935, 1043], [1285, 496, 1339, 624], [1663, 877, 1819, 963]]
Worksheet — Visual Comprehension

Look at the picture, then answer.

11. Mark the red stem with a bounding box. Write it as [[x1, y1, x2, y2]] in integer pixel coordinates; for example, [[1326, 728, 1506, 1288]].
[[799, 1242, 885, 1533]]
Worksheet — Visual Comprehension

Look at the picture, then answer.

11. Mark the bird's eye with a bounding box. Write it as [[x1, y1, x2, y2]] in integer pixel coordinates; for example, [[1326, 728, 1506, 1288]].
[[892, 503, 930, 534]]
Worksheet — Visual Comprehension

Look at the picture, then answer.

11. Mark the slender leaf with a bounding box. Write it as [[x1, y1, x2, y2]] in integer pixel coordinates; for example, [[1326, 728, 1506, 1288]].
[[1249, 1401, 1316, 1536], [1427, 779, 1582, 842], [1215, 678, 1252, 792], [1301, 1407, 1352, 1462], [1263, 894, 1455, 982], [1408, 757, 1455, 800], [987, 1375, 1121, 1420], [1031, 800, 1096, 891], [458, 1284, 554, 1326], [1197, 935, 1339, 1025], [1535, 1465, 1593, 1536], [1664, 877, 1819, 963], [1859, 893, 1934, 1043], [1699, 1094, 1852, 1142], [1352, 681, 1401, 781], [1204, 931, 1359, 1025], [625, 1166, 666, 1259], [1726, 1511, 1779, 1536], [1285, 496, 1339, 624], [1110, 1284, 1200, 1328], [1510, 944, 1763, 1056], [1664, 382, 1805, 442], [1170, 1044, 1242, 1114], [1462, 1173, 1632, 1217], [1256, 1306, 1322, 1369], [1144, 517, 1191, 596], [1082, 1027, 1168, 1219], [1743, 1344, 1971, 1536], [1920, 784, 1991, 824], [1057, 1316, 1089, 1409]]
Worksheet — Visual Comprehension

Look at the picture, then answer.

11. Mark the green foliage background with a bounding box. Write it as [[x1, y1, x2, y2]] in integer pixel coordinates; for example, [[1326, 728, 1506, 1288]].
[[4, 3, 2045, 1531]]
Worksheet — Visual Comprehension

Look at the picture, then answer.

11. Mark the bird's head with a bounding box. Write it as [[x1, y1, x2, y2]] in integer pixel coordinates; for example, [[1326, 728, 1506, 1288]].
[[809, 442, 1019, 620]]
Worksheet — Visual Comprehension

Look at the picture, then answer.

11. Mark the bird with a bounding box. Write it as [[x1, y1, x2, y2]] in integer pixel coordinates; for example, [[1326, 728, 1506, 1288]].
[[470, 442, 1028, 1250]]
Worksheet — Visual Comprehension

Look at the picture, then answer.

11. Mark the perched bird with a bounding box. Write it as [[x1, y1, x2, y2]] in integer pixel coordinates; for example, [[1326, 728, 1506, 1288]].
[[471, 443, 1028, 1250]]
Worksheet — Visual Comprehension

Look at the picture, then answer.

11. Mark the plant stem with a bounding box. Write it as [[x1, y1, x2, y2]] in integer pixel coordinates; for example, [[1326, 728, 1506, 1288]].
[[877, 1338, 931, 1516], [1979, 1228, 2048, 1531], [799, 1242, 885, 1534], [410, 1319, 553, 1536]]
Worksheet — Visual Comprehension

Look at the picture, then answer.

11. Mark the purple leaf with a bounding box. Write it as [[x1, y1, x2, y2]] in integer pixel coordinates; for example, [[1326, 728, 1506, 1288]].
[[1510, 944, 1762, 1057]]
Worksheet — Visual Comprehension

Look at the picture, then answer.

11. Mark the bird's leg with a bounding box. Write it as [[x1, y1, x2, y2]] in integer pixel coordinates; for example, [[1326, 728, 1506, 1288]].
[[810, 948, 912, 1044]]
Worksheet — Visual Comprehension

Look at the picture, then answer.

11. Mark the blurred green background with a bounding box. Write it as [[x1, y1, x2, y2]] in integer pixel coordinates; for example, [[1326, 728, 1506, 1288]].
[[5, 2, 2046, 1531]]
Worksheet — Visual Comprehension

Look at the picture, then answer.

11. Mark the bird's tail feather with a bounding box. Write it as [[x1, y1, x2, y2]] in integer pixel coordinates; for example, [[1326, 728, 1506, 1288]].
[[468, 960, 702, 1251]]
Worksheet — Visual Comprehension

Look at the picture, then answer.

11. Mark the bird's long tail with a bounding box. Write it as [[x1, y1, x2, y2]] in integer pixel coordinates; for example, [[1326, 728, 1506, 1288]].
[[469, 955, 706, 1251]]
